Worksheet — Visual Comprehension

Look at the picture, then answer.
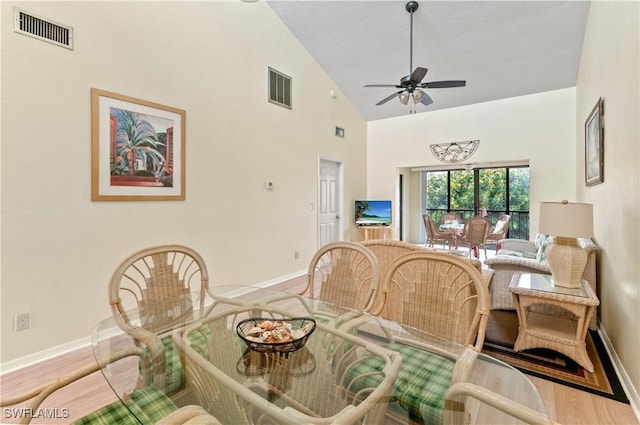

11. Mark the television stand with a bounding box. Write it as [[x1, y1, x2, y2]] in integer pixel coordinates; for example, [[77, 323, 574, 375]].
[[358, 225, 391, 241]]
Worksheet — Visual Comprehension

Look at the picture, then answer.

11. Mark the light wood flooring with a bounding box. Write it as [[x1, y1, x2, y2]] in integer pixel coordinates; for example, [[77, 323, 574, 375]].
[[1, 274, 638, 425]]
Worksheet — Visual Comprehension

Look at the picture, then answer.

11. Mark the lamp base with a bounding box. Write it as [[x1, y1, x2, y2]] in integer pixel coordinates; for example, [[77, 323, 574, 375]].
[[546, 237, 587, 289]]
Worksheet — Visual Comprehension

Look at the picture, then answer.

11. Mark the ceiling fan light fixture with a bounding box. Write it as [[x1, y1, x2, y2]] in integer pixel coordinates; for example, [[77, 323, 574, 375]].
[[413, 89, 424, 103], [399, 92, 410, 105]]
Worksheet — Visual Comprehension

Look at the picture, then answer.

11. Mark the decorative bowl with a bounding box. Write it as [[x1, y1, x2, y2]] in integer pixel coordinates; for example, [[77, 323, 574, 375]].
[[236, 317, 316, 353]]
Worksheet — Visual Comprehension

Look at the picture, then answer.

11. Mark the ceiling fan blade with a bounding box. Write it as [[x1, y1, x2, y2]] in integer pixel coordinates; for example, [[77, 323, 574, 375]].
[[410, 67, 428, 83], [423, 80, 466, 89], [420, 92, 434, 106], [376, 91, 404, 106], [365, 84, 403, 88]]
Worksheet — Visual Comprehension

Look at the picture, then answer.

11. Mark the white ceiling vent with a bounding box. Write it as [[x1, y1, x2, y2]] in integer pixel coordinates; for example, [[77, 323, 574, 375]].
[[14, 7, 73, 50], [268, 67, 291, 109]]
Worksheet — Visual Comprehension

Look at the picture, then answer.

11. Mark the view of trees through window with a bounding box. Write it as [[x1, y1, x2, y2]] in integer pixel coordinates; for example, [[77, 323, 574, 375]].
[[424, 166, 530, 240]]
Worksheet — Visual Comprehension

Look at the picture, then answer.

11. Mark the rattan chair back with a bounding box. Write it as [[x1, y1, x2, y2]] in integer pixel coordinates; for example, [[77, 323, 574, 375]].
[[485, 215, 511, 247], [423, 214, 455, 249], [457, 217, 491, 258], [440, 213, 463, 225], [306, 242, 380, 312], [109, 244, 210, 334], [374, 251, 490, 351]]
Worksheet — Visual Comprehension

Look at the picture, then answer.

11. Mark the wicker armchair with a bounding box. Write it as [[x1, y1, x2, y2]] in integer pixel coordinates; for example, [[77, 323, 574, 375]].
[[304, 242, 380, 312], [440, 213, 463, 225], [0, 348, 221, 425], [372, 251, 490, 351], [423, 214, 456, 249], [360, 239, 431, 277], [484, 215, 511, 250], [108, 244, 210, 391], [456, 217, 490, 259]]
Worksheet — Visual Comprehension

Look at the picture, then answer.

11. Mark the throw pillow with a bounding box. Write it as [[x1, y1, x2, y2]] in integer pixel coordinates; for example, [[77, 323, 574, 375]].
[[493, 220, 505, 234], [536, 235, 555, 266], [534, 233, 549, 250]]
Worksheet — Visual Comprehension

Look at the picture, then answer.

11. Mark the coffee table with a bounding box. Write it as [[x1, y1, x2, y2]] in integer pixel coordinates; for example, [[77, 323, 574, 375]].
[[509, 272, 600, 372]]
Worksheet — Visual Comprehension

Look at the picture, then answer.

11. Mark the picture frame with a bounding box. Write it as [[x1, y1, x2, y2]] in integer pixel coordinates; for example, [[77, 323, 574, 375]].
[[585, 97, 604, 187], [91, 88, 185, 201]]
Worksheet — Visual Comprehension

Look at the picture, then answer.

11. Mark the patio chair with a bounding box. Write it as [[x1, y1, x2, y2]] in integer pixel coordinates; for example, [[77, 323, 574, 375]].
[[423, 214, 456, 249], [484, 214, 511, 250], [440, 213, 463, 226], [456, 217, 491, 259]]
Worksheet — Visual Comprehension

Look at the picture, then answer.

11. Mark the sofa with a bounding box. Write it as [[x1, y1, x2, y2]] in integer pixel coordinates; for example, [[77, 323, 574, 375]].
[[483, 235, 598, 329]]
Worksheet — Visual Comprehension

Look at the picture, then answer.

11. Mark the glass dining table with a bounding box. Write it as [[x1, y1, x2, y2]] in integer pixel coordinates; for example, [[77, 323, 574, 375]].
[[92, 286, 552, 425]]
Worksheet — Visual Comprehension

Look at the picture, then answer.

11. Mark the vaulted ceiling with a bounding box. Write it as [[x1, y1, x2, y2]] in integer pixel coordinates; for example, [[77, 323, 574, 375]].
[[266, 1, 590, 121]]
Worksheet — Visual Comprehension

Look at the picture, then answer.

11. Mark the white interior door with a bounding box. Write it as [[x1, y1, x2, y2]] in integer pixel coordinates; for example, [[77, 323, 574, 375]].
[[318, 160, 341, 247]]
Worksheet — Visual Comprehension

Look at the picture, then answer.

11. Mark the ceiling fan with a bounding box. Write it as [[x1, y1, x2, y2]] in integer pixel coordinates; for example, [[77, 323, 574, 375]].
[[365, 1, 466, 111]]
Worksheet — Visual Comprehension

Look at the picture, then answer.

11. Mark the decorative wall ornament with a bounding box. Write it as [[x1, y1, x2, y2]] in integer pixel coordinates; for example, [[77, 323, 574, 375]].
[[430, 140, 479, 163]]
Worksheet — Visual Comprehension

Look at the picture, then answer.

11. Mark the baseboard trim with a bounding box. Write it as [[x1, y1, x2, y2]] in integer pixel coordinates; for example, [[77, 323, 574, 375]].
[[597, 319, 640, 421], [0, 335, 91, 375], [0, 269, 308, 376]]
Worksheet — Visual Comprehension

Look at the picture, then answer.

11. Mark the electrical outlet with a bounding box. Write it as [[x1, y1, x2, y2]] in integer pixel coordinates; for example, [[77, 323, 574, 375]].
[[15, 313, 30, 331], [294, 251, 299, 260]]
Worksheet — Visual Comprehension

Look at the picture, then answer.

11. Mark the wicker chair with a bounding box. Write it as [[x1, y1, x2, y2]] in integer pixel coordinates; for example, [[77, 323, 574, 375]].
[[484, 214, 511, 250], [440, 213, 463, 226], [360, 239, 432, 276], [372, 251, 490, 351], [456, 217, 491, 259], [303, 242, 380, 312], [0, 348, 222, 425], [423, 214, 456, 249], [108, 244, 210, 392]]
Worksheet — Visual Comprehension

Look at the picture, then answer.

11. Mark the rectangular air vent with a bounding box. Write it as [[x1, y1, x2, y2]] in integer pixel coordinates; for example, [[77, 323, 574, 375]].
[[14, 8, 73, 50], [268, 67, 291, 109]]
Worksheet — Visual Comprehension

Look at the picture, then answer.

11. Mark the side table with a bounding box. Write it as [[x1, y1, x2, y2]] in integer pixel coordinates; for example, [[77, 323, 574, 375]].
[[509, 272, 600, 372]]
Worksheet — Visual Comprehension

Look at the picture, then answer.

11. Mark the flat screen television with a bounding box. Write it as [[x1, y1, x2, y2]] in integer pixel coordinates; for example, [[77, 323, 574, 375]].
[[355, 200, 392, 226]]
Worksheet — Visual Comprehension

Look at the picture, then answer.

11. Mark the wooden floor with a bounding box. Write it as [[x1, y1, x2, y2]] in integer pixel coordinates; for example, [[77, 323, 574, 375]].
[[1, 274, 638, 425]]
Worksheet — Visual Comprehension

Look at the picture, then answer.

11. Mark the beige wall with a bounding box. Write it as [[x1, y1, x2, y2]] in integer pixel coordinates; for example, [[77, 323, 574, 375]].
[[367, 88, 577, 243], [576, 0, 640, 399], [1, 2, 368, 362]]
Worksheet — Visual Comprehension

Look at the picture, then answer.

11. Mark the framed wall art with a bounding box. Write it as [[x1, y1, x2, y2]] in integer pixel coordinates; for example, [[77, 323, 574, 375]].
[[91, 88, 186, 201], [585, 97, 604, 187]]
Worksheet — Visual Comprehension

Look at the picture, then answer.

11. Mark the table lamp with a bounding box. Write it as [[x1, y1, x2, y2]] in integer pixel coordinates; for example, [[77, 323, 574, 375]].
[[538, 201, 594, 288]]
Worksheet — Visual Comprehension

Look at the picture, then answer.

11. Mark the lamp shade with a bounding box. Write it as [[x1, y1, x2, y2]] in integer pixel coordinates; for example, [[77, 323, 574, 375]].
[[539, 201, 593, 238], [413, 89, 424, 103]]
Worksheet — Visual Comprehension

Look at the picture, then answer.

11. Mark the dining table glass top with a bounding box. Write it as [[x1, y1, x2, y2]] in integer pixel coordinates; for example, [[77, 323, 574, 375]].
[[92, 286, 551, 425]]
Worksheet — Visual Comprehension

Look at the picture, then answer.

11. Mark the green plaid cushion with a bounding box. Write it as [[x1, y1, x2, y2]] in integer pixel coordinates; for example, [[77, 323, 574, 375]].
[[343, 343, 454, 425], [140, 326, 211, 393], [73, 385, 176, 425]]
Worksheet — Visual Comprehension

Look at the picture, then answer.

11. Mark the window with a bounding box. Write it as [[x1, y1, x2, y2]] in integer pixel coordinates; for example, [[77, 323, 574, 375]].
[[423, 166, 530, 239]]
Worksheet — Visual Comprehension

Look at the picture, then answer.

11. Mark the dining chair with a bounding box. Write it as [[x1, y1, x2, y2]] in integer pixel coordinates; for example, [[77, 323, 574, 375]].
[[440, 213, 463, 226], [304, 241, 380, 312], [372, 250, 490, 351], [456, 217, 491, 259], [484, 214, 511, 250], [423, 214, 456, 249], [108, 244, 210, 393], [0, 348, 222, 425]]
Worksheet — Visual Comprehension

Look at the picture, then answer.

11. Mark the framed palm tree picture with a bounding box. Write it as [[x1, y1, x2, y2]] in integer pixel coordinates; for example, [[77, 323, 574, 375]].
[[91, 88, 185, 200]]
